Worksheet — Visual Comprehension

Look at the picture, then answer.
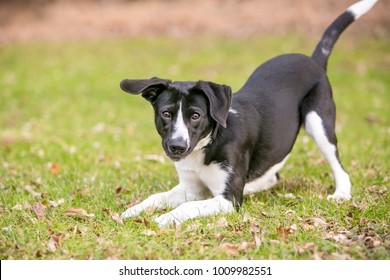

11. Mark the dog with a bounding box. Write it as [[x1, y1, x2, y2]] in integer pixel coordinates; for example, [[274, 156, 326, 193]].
[[119, 0, 377, 227]]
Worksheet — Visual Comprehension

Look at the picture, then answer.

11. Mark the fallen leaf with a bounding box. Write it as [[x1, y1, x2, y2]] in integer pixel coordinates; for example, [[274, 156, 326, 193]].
[[32, 202, 46, 220], [47, 235, 61, 253], [48, 162, 60, 174], [276, 226, 293, 240], [125, 199, 142, 209], [64, 208, 95, 218], [143, 217, 151, 228], [300, 223, 316, 231], [47, 237, 57, 252], [290, 224, 298, 232], [324, 232, 350, 244], [295, 242, 316, 254], [49, 198, 65, 208], [364, 236, 382, 248], [216, 217, 228, 228], [285, 209, 295, 215], [250, 224, 263, 247], [115, 186, 126, 195], [284, 193, 296, 199], [12, 204, 23, 210], [329, 253, 351, 260], [111, 213, 123, 225], [219, 243, 238, 256], [24, 185, 41, 198], [240, 241, 255, 252], [303, 217, 328, 228], [141, 229, 157, 236]]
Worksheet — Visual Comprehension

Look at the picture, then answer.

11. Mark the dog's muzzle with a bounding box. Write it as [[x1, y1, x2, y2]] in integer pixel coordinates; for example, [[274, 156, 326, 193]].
[[167, 138, 189, 160]]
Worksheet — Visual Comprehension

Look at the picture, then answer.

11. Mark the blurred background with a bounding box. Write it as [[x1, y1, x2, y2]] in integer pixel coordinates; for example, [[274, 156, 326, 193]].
[[1, 0, 389, 43]]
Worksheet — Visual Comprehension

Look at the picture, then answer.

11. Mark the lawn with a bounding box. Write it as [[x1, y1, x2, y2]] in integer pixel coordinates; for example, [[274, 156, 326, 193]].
[[0, 34, 389, 260]]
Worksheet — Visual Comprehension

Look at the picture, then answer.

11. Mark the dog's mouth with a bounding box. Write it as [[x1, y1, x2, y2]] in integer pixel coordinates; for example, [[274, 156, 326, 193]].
[[165, 149, 191, 162]]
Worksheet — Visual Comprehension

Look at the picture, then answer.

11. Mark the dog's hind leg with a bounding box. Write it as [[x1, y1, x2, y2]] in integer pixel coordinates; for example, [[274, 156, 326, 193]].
[[302, 79, 351, 200], [243, 155, 289, 195]]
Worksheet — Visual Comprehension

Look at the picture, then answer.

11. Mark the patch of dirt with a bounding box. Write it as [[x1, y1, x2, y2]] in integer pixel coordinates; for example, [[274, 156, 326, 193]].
[[0, 0, 389, 43]]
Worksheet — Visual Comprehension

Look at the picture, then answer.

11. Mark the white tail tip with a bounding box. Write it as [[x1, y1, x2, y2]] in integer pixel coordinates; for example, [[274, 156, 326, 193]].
[[347, 0, 378, 20]]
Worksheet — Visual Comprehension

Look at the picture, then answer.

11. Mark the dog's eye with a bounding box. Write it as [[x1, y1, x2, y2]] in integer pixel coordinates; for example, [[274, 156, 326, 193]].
[[191, 112, 201, 120], [161, 111, 172, 119]]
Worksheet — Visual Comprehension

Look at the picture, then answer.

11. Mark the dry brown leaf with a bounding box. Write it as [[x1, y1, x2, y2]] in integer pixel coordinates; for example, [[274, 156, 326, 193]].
[[329, 253, 351, 260], [64, 208, 95, 218], [240, 241, 255, 252], [132, 217, 151, 227], [324, 232, 350, 244], [49, 162, 60, 174], [219, 243, 239, 256], [299, 223, 316, 231], [303, 217, 328, 228], [32, 202, 46, 220], [125, 199, 141, 209], [276, 226, 293, 240], [290, 224, 298, 232], [111, 213, 123, 225], [47, 235, 61, 253], [296, 242, 316, 254], [47, 237, 57, 252], [115, 186, 126, 195], [250, 224, 263, 247]]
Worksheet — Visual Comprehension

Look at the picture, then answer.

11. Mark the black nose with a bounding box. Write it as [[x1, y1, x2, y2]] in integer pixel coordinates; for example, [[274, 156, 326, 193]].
[[168, 139, 188, 155]]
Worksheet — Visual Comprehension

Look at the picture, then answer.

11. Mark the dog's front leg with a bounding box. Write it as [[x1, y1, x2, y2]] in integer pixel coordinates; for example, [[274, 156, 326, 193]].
[[121, 183, 207, 219], [155, 195, 234, 227]]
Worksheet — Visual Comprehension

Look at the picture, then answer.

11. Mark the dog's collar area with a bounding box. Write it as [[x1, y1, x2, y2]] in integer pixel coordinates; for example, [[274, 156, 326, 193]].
[[201, 124, 219, 150]]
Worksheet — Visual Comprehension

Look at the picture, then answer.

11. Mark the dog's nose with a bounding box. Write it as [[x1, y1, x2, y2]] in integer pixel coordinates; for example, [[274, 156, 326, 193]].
[[168, 139, 188, 155]]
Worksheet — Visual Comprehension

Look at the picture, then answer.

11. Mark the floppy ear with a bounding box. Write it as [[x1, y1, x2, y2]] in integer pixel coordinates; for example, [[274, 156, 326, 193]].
[[192, 81, 232, 128], [120, 77, 172, 102]]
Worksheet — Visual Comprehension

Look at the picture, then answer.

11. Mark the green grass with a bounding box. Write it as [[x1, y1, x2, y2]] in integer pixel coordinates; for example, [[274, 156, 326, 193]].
[[0, 34, 389, 260]]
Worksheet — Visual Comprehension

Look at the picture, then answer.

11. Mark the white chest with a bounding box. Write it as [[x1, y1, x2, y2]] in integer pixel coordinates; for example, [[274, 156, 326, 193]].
[[174, 150, 230, 196]]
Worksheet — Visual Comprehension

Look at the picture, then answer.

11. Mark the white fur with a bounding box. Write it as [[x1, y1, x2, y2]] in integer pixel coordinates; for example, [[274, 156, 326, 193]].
[[121, 148, 233, 226], [229, 108, 239, 115], [243, 154, 289, 194], [347, 0, 377, 20], [305, 111, 351, 200], [171, 101, 190, 146], [194, 133, 212, 151], [155, 195, 234, 227], [321, 47, 330, 56], [175, 149, 231, 197]]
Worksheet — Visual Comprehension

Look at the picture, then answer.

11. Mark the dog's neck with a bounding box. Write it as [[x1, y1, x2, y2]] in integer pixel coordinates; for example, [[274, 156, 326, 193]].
[[194, 132, 212, 151]]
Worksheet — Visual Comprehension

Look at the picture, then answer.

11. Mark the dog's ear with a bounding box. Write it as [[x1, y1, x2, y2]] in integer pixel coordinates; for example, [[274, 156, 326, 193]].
[[193, 81, 232, 128], [120, 77, 172, 102]]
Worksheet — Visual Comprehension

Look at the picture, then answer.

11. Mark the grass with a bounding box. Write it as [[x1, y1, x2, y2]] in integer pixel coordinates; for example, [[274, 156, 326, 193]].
[[0, 34, 389, 260]]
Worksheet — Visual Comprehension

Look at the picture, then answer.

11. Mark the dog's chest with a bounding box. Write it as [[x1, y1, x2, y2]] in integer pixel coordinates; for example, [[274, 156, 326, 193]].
[[174, 150, 230, 196]]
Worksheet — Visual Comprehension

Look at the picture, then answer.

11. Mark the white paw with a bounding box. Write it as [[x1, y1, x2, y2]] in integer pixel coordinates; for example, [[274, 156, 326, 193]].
[[327, 192, 351, 201], [154, 212, 182, 227], [120, 205, 143, 219]]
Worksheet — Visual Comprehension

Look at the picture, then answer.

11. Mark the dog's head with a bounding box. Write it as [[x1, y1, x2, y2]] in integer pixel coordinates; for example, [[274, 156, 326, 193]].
[[120, 77, 232, 161]]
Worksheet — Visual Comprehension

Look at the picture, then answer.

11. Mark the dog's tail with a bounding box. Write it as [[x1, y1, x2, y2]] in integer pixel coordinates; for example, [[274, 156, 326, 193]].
[[311, 0, 377, 70]]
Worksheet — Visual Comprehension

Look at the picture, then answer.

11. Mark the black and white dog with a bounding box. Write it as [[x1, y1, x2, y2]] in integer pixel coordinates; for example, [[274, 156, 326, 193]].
[[119, 0, 377, 227]]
